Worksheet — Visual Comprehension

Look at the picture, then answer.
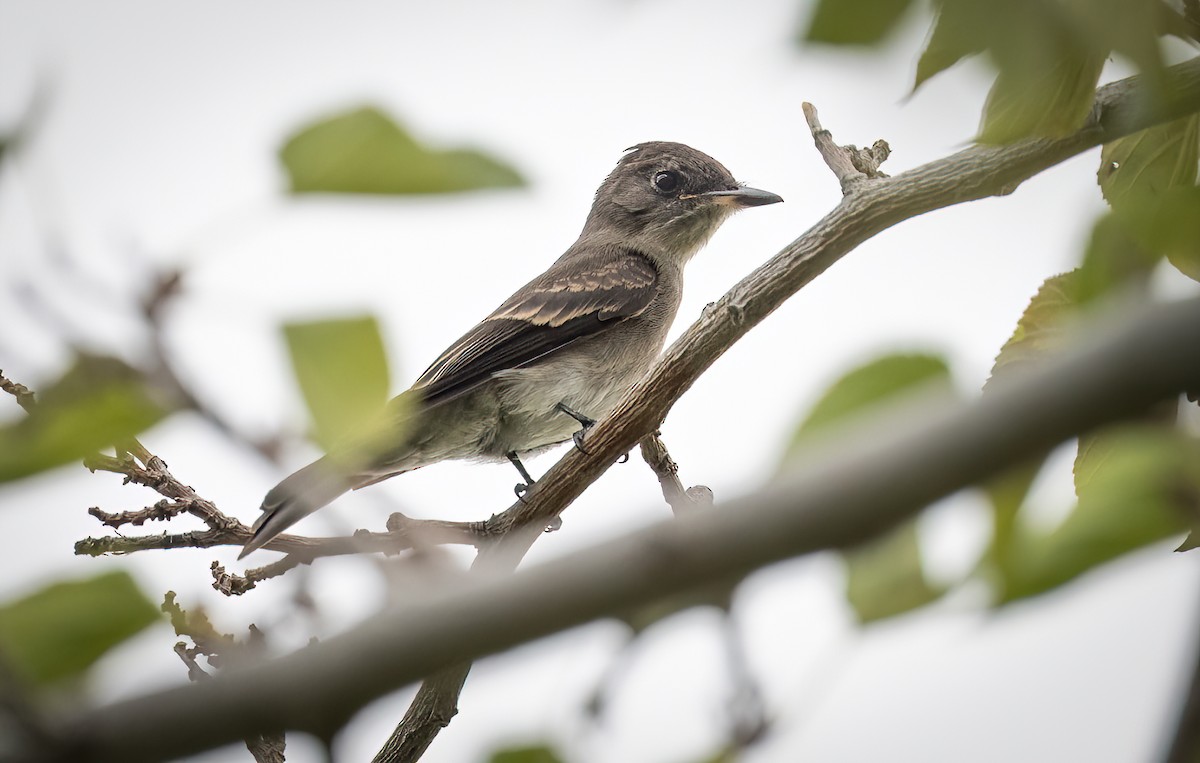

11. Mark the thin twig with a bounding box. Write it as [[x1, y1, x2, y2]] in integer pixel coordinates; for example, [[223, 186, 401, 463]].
[[638, 433, 713, 515], [40, 294, 1200, 763], [802, 102, 890, 193], [0, 369, 36, 412], [372, 58, 1200, 762], [162, 594, 285, 763]]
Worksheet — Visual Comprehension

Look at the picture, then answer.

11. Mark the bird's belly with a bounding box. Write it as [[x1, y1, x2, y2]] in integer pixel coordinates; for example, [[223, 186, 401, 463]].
[[486, 359, 641, 457]]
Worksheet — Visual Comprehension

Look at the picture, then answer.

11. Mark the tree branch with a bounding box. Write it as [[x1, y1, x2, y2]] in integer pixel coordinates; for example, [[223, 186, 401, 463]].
[[368, 54, 1200, 761], [32, 294, 1200, 763], [638, 433, 713, 516], [0, 369, 37, 412]]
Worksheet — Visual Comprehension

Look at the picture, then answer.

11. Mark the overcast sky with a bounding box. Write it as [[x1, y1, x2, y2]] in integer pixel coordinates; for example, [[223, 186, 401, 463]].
[[1, 2, 1198, 762]]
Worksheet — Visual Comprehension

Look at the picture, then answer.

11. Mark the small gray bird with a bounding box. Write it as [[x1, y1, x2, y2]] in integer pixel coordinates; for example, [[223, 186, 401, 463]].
[[241, 141, 781, 558]]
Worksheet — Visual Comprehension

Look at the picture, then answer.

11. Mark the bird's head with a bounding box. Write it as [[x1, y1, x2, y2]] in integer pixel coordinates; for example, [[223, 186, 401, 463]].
[[580, 141, 782, 265]]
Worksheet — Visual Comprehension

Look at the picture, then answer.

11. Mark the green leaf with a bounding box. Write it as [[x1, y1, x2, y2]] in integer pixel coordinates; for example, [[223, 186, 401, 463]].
[[804, 0, 915, 46], [1100, 114, 1200, 211], [977, 51, 1106, 144], [845, 520, 945, 623], [997, 427, 1197, 603], [1099, 115, 1200, 283], [487, 745, 566, 763], [0, 571, 160, 685], [283, 316, 392, 451], [913, 0, 990, 91], [280, 106, 525, 195], [981, 459, 1046, 575], [916, 0, 1163, 136], [783, 353, 952, 457], [783, 353, 953, 622], [986, 272, 1081, 389], [0, 356, 168, 483], [1075, 214, 1159, 304]]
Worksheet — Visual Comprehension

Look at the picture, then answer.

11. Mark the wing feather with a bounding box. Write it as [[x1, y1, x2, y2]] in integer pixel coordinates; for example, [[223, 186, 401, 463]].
[[412, 246, 658, 405]]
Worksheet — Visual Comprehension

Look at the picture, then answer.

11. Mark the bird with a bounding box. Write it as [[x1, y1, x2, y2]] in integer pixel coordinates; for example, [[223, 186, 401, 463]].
[[240, 141, 782, 558]]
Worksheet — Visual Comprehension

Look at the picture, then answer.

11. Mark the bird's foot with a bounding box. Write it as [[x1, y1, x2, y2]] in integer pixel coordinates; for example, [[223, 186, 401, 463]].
[[507, 451, 537, 503], [544, 516, 562, 533], [514, 482, 530, 503], [572, 428, 592, 455], [556, 402, 596, 455]]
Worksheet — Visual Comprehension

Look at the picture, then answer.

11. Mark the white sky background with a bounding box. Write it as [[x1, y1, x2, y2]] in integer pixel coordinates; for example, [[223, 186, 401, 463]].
[[1, 1, 1198, 762]]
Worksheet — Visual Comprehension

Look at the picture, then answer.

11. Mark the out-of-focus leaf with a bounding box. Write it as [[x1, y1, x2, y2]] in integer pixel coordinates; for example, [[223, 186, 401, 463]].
[[981, 459, 1046, 579], [283, 316, 392, 451], [997, 427, 1197, 603], [913, 0, 989, 90], [916, 0, 1162, 135], [783, 353, 953, 622], [804, 0, 915, 46], [280, 106, 524, 195], [0, 571, 160, 685], [1155, 189, 1200, 283], [985, 272, 1081, 389], [1064, 0, 1164, 89], [1100, 114, 1200, 210], [783, 353, 952, 456], [1075, 214, 1159, 304], [978, 51, 1106, 144], [0, 356, 168, 483], [1115, 187, 1200, 283], [1169, 247, 1200, 283], [487, 745, 566, 763], [845, 520, 945, 623], [1099, 116, 1200, 283]]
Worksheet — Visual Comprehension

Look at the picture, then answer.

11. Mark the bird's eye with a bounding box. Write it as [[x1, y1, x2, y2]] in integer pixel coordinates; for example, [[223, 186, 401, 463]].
[[652, 170, 681, 194]]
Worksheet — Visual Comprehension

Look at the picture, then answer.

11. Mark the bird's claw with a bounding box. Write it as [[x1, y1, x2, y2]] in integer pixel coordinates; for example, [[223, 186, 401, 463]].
[[514, 482, 530, 503], [572, 429, 592, 456]]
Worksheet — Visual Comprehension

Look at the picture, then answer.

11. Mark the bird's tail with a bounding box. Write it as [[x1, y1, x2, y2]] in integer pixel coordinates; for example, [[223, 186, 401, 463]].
[[239, 456, 355, 559]]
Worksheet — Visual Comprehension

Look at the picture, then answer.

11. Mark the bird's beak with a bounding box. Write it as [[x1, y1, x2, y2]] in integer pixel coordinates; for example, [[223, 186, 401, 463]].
[[701, 186, 784, 208]]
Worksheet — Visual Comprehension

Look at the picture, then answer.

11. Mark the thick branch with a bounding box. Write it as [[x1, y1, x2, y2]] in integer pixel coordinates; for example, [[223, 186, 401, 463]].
[[371, 54, 1200, 761], [36, 295, 1200, 763]]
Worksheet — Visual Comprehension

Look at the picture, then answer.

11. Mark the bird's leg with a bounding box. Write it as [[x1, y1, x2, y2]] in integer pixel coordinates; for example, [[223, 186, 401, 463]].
[[555, 402, 596, 454], [507, 451, 535, 500], [505, 451, 563, 531]]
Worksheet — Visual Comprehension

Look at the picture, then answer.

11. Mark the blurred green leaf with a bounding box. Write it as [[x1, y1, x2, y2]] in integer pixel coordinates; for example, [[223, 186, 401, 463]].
[[783, 353, 952, 455], [1100, 114, 1200, 210], [0, 356, 167, 483], [845, 520, 945, 623], [1075, 214, 1159, 303], [804, 0, 915, 45], [986, 272, 1081, 389], [488, 745, 566, 763], [283, 316, 391, 450], [1178, 529, 1200, 552], [916, 0, 1163, 141], [783, 353, 952, 622], [0, 571, 160, 685], [913, 0, 989, 91], [978, 51, 1105, 144], [1099, 115, 1200, 283], [280, 106, 524, 195], [978, 458, 1048, 596], [997, 427, 1196, 602]]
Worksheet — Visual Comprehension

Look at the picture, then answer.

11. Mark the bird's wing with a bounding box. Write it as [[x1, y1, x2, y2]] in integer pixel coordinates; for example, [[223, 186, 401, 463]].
[[411, 246, 659, 406]]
